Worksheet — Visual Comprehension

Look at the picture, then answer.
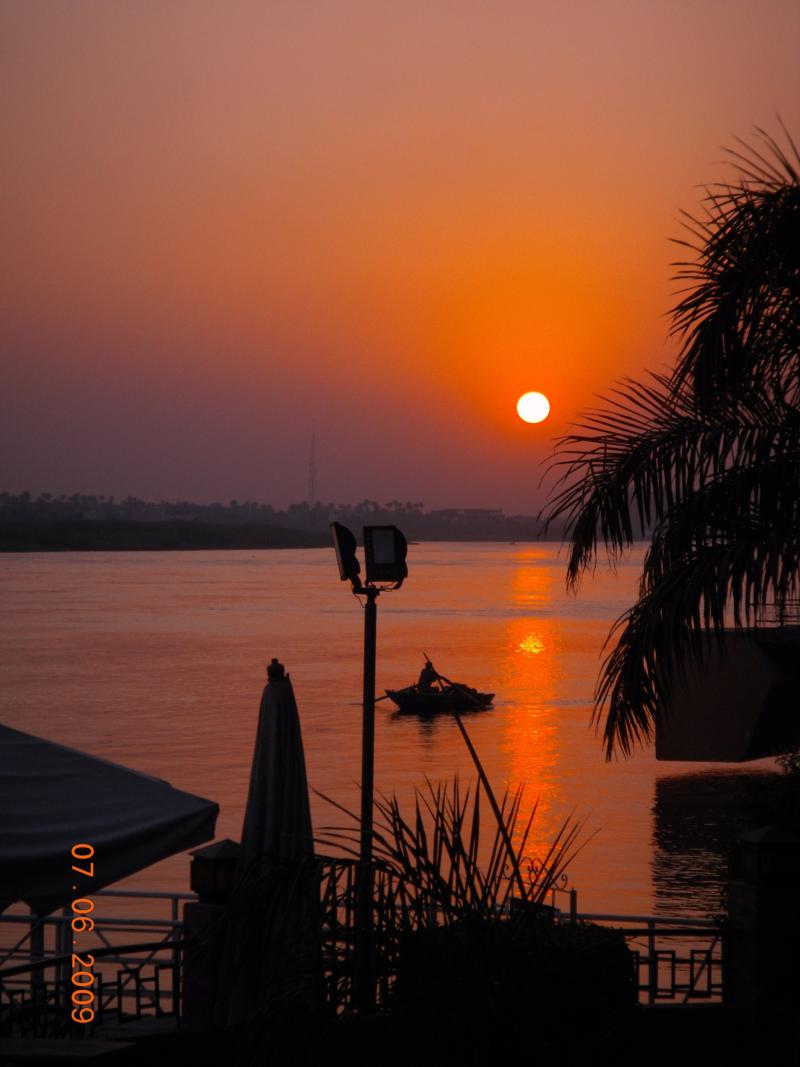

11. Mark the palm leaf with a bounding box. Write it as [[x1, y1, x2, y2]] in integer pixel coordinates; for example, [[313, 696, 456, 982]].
[[542, 123, 800, 757]]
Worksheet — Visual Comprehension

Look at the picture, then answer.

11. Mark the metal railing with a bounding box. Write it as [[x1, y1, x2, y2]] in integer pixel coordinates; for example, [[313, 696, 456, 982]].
[[0, 941, 182, 1038], [570, 912, 725, 1005], [0, 873, 727, 1037], [314, 860, 727, 1011], [0, 888, 193, 1036]]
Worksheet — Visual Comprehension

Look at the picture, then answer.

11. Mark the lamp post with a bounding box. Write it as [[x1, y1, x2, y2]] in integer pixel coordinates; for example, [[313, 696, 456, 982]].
[[360, 583, 378, 869], [330, 522, 408, 1010]]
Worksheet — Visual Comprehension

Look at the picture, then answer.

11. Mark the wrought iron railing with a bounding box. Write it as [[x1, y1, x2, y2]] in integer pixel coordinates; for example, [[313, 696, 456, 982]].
[[575, 913, 725, 1004], [314, 860, 727, 1010], [0, 888, 191, 1036], [0, 868, 727, 1038], [0, 941, 182, 1038]]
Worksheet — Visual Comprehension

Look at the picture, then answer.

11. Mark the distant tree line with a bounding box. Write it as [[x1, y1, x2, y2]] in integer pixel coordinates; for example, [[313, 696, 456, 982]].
[[0, 492, 558, 546]]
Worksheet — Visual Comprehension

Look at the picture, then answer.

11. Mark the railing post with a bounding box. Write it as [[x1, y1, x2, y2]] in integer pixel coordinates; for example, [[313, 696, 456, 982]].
[[29, 910, 44, 996], [171, 895, 180, 1019], [647, 920, 657, 1004], [56, 908, 70, 1008]]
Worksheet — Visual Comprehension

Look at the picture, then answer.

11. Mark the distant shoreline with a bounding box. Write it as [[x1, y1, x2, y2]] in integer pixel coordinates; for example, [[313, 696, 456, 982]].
[[0, 520, 551, 552], [0, 520, 329, 552]]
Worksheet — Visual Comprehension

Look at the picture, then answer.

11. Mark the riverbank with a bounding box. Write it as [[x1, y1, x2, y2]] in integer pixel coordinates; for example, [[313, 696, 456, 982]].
[[0, 520, 550, 552], [0, 519, 331, 552]]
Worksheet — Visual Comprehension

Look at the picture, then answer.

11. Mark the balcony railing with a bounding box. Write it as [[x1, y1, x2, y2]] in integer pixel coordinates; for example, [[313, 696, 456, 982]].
[[576, 913, 724, 1004], [0, 868, 727, 1039], [0, 888, 191, 1036]]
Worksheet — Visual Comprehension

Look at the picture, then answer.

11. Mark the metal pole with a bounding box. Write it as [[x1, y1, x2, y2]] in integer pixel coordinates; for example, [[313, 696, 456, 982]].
[[356, 585, 379, 1011], [360, 586, 378, 865]]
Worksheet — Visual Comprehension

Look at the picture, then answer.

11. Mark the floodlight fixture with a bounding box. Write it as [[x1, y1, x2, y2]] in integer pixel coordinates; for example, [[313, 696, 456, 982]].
[[363, 525, 408, 587], [330, 522, 362, 589]]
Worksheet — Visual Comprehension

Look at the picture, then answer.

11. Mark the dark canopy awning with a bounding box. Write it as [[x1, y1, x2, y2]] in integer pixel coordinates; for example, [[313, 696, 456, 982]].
[[0, 724, 219, 915]]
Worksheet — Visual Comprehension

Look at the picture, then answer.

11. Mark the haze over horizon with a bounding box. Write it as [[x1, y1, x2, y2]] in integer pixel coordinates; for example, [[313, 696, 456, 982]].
[[3, 2, 799, 513]]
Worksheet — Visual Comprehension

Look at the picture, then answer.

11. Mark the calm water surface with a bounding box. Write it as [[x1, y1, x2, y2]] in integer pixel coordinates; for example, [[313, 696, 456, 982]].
[[0, 544, 778, 917]]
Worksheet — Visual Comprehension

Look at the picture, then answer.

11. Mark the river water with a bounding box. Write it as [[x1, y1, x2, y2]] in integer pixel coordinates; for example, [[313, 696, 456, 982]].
[[0, 543, 779, 917]]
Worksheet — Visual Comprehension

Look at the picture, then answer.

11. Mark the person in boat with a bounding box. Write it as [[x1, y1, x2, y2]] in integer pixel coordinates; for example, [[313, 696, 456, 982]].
[[417, 659, 438, 690]]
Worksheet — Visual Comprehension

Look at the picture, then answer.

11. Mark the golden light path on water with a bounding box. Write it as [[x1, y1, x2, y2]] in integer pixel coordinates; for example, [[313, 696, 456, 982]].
[[0, 544, 779, 921], [502, 557, 561, 877], [497, 550, 655, 910]]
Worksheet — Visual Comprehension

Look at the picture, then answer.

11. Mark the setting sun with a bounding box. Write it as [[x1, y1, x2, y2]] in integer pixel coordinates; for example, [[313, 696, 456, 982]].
[[516, 392, 551, 424]]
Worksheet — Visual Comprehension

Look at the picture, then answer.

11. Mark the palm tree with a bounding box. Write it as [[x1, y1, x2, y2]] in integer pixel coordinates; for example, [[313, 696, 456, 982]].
[[543, 123, 800, 758]]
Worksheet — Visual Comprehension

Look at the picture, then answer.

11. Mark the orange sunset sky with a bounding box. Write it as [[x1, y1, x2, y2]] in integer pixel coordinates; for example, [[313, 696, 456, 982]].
[[2, 1, 799, 512]]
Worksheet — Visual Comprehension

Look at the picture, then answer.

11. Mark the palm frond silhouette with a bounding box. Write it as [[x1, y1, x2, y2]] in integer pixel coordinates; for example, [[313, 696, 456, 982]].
[[544, 123, 800, 758]]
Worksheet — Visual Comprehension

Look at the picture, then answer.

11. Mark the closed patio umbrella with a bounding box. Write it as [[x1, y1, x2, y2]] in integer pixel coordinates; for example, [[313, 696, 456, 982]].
[[213, 659, 319, 1032], [237, 658, 313, 868]]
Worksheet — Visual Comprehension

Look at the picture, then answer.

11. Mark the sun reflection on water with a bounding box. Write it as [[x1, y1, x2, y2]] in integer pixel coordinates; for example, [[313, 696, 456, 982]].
[[494, 551, 573, 892], [518, 634, 545, 656]]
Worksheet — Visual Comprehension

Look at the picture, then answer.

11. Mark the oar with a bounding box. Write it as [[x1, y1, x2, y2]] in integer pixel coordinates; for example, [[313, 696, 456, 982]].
[[430, 664, 527, 898], [351, 689, 409, 706]]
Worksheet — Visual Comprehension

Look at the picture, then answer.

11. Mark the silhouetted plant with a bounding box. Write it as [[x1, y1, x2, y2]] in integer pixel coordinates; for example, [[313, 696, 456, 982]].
[[317, 775, 589, 926], [208, 730, 602, 1064], [315, 772, 635, 1061]]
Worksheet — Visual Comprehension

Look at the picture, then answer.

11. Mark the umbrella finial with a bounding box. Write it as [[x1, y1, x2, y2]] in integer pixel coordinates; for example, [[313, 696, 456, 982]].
[[267, 657, 285, 682]]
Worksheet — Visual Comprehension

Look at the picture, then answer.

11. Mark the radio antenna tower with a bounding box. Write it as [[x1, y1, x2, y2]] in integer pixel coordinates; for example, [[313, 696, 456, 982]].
[[307, 421, 317, 504]]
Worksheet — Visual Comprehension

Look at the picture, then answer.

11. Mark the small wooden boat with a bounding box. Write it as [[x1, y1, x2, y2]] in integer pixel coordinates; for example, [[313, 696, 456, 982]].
[[385, 683, 494, 715]]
